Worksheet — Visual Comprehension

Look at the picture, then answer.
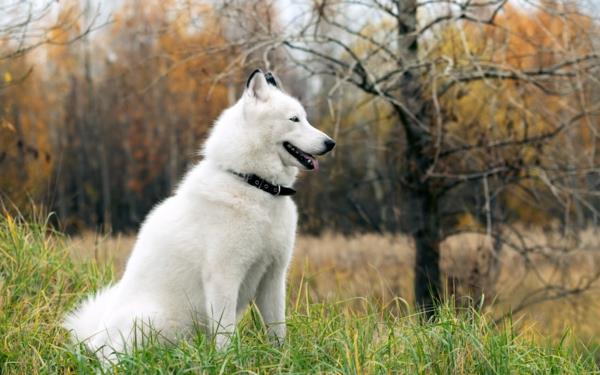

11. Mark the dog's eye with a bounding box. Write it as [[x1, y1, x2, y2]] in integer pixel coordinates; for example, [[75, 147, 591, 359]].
[[289, 116, 300, 123]]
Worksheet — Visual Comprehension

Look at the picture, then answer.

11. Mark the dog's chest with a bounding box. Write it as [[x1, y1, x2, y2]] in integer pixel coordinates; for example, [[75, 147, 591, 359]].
[[257, 199, 297, 255]]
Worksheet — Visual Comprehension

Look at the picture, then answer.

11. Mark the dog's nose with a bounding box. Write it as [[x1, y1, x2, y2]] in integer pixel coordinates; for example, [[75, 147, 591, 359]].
[[323, 139, 336, 152]]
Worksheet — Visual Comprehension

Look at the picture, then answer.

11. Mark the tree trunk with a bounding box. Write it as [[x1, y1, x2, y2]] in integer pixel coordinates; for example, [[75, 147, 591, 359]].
[[70, 76, 87, 226], [83, 0, 111, 231], [394, 0, 443, 316], [167, 118, 178, 192], [11, 106, 27, 182], [364, 114, 386, 229], [411, 187, 441, 317]]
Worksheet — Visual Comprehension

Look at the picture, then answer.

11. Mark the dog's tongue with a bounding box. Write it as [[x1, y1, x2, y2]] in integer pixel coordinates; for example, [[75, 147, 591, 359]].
[[310, 156, 319, 171]]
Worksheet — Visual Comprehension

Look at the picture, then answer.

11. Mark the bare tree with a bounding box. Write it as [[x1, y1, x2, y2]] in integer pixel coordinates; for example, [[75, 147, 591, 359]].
[[0, 1, 103, 63], [0, 1, 104, 218], [219, 0, 600, 316]]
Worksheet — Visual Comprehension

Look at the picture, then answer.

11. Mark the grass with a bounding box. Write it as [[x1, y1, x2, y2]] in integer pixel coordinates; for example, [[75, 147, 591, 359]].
[[69, 230, 600, 341], [1, 214, 599, 374]]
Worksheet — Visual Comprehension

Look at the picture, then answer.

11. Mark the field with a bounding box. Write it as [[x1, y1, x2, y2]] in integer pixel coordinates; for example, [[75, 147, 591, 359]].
[[69, 228, 600, 340], [2, 215, 600, 373]]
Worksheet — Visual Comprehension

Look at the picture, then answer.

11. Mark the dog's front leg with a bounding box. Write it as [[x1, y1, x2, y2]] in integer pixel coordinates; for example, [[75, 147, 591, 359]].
[[205, 275, 240, 350], [256, 261, 287, 345]]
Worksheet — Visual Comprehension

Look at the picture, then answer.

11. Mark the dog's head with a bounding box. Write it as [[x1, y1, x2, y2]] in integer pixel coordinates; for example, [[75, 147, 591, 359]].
[[242, 69, 335, 171]]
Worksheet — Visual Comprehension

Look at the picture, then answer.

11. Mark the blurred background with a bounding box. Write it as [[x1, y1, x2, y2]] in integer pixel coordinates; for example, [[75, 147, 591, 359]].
[[2, 0, 600, 340]]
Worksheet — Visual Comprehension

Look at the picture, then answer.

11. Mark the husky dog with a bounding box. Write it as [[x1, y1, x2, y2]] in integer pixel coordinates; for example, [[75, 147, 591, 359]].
[[64, 69, 335, 361]]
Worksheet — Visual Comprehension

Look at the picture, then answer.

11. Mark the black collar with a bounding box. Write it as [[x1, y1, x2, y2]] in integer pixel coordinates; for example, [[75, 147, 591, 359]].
[[229, 170, 296, 196]]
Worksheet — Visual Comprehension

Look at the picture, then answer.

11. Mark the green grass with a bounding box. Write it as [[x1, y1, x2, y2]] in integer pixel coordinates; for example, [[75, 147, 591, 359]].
[[0, 214, 598, 374]]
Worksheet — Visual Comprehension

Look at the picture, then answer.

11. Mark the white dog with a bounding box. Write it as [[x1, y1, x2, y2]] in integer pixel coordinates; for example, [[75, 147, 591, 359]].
[[63, 69, 335, 361]]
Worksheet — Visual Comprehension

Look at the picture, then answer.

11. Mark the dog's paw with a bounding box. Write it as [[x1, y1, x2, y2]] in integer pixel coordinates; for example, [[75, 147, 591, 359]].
[[267, 324, 286, 347], [214, 333, 233, 351]]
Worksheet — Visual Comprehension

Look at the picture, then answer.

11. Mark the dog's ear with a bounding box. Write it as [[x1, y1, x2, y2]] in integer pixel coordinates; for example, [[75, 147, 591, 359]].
[[264, 71, 279, 89], [246, 69, 270, 101]]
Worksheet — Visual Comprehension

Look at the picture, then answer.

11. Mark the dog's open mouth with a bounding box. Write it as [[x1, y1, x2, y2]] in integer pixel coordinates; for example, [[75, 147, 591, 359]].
[[283, 141, 319, 170]]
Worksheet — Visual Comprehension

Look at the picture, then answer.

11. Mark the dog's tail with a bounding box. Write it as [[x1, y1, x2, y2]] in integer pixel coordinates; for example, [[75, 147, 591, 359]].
[[63, 284, 118, 344]]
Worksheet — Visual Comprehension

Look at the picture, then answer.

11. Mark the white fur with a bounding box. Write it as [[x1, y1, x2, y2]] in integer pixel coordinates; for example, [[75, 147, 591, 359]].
[[63, 70, 333, 361]]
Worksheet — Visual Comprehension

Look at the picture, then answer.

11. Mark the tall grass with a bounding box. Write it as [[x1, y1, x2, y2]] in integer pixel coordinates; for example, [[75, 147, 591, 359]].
[[1, 214, 598, 374], [70, 230, 600, 341]]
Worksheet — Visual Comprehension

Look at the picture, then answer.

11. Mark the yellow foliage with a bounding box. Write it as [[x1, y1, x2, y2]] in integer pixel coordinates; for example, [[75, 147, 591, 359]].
[[455, 213, 482, 231], [429, 3, 595, 225]]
